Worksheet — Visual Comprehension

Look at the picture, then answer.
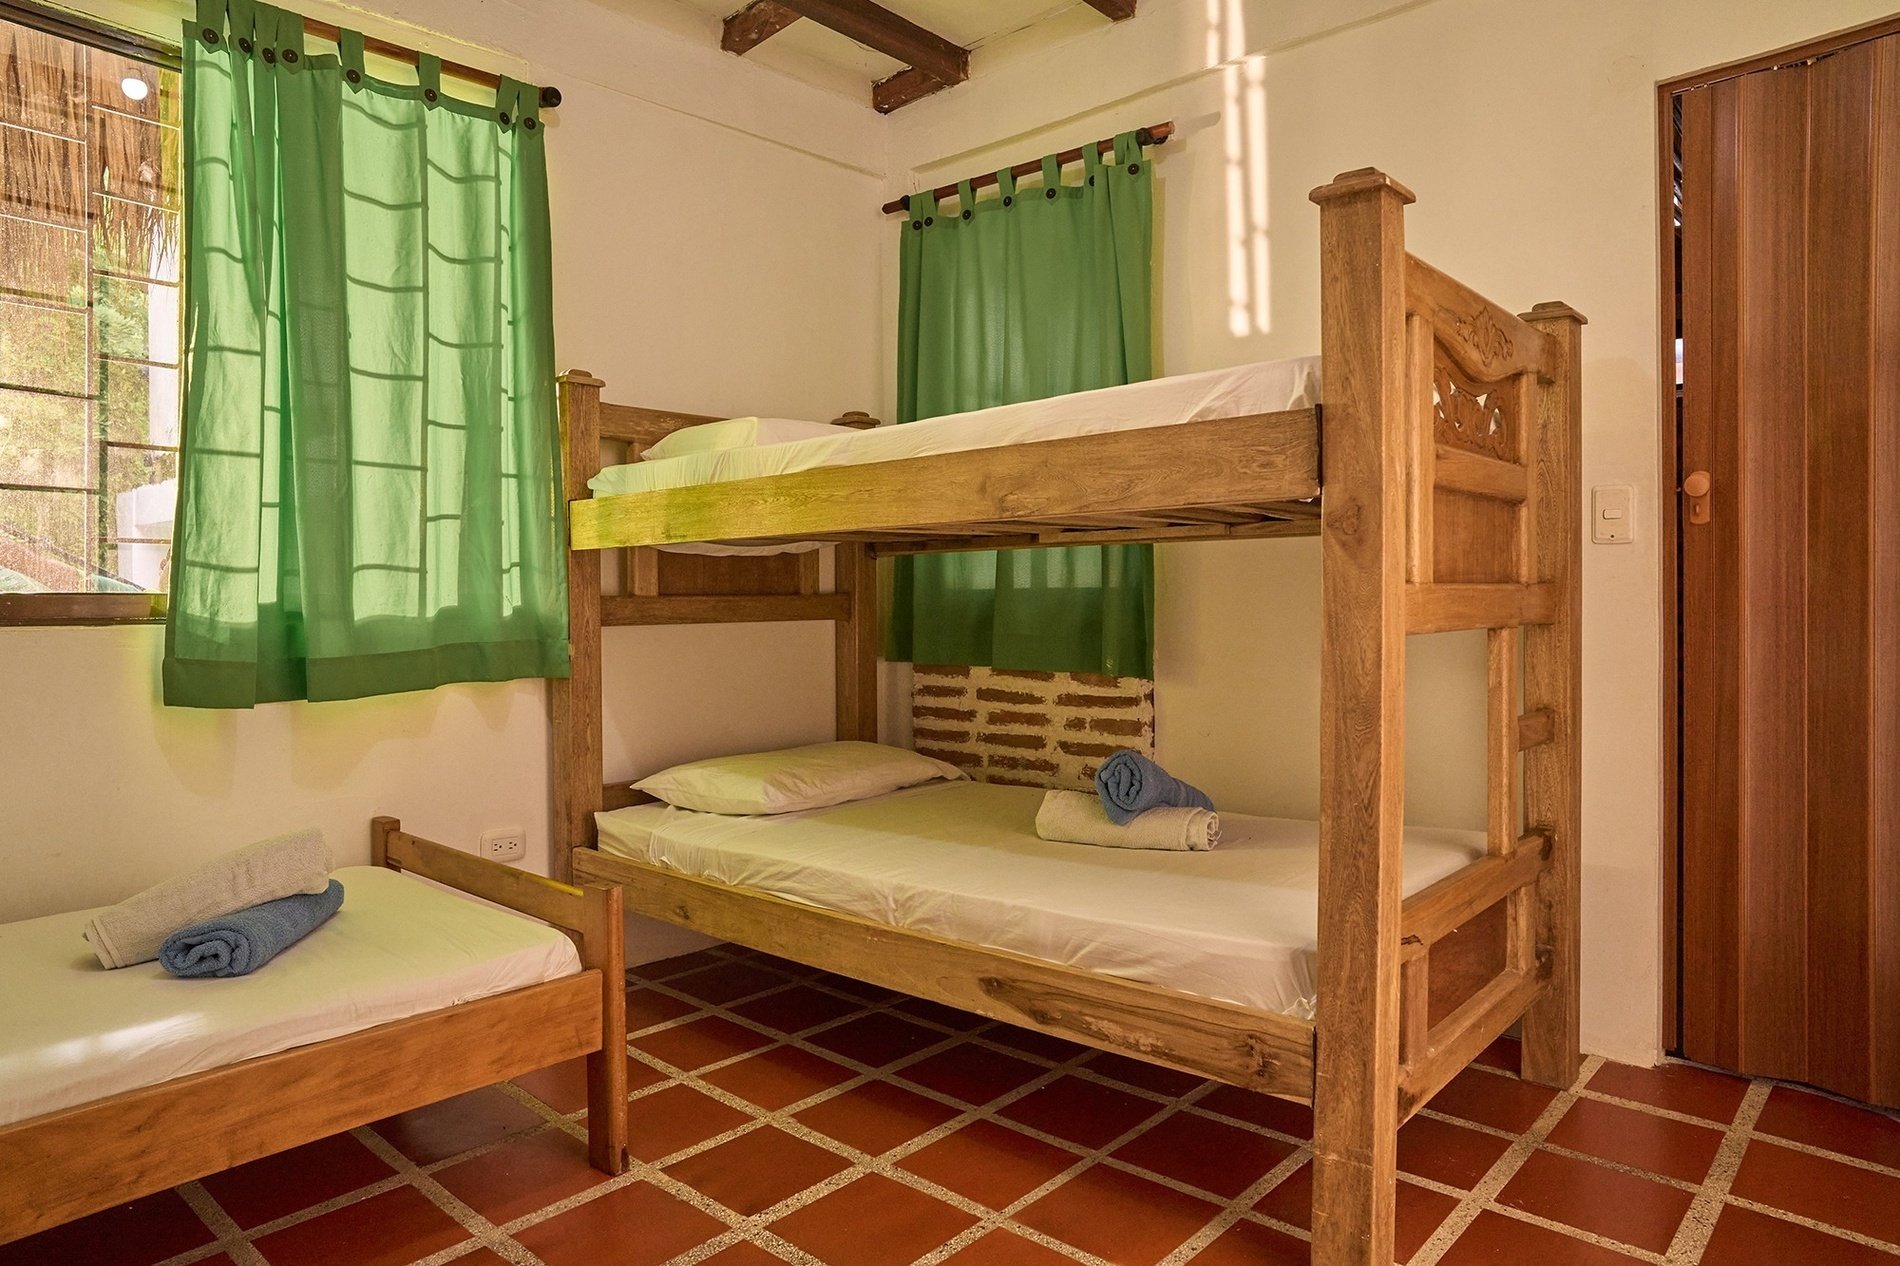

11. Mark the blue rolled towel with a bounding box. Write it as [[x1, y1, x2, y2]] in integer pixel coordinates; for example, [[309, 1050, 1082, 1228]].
[[1094, 749, 1215, 825], [159, 879, 345, 978]]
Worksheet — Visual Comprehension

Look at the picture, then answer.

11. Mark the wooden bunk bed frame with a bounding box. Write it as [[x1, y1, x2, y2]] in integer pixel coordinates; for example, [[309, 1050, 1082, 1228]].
[[0, 820, 629, 1246], [549, 168, 1583, 1266]]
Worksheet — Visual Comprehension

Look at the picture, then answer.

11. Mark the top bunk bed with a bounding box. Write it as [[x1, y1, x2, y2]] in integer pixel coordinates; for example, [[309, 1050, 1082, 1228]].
[[564, 168, 1579, 623]]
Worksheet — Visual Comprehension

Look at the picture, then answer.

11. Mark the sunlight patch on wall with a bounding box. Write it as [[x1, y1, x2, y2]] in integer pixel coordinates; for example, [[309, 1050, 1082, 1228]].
[[1210, 0, 1271, 337]]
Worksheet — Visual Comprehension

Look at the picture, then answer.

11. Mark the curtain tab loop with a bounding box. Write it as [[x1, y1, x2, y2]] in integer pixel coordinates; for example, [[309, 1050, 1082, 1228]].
[[339, 29, 366, 86], [911, 188, 938, 230], [498, 77, 539, 130], [270, 3, 306, 69], [995, 166, 1017, 208], [1081, 136, 1104, 188], [1113, 129, 1141, 168], [1040, 154, 1060, 200], [956, 178, 976, 221], [417, 52, 443, 105], [194, 0, 224, 45]]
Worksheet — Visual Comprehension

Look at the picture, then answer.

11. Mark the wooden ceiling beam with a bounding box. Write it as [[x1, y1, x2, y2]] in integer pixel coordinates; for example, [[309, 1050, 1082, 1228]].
[[722, 1, 803, 55], [773, 0, 969, 89], [1083, 0, 1138, 18], [872, 66, 949, 113]]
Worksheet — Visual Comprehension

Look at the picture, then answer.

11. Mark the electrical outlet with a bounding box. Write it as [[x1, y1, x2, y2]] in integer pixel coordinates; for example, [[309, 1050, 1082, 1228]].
[[479, 828, 526, 864]]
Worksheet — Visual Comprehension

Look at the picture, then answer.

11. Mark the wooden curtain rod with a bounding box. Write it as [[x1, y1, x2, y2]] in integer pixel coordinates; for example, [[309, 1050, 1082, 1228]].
[[881, 120, 1173, 215], [300, 17, 562, 108]]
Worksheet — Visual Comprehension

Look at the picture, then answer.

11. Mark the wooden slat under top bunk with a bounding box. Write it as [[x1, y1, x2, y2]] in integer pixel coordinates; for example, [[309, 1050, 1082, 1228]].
[[566, 408, 1323, 555]]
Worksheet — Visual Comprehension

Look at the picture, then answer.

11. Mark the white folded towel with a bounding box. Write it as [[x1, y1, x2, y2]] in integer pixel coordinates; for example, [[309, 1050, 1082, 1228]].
[[1034, 790, 1221, 852], [84, 828, 334, 969]]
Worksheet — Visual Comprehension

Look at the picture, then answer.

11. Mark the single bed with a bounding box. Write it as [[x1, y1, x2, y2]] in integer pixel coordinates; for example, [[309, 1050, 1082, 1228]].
[[0, 820, 628, 1246], [595, 780, 1482, 1020]]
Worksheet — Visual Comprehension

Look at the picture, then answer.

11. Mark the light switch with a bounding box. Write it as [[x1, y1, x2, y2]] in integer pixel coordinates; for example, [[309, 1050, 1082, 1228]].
[[1592, 484, 1634, 544]]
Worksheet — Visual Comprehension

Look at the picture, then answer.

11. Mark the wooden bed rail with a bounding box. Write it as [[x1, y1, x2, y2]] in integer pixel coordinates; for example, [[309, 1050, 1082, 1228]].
[[372, 817, 628, 1172]]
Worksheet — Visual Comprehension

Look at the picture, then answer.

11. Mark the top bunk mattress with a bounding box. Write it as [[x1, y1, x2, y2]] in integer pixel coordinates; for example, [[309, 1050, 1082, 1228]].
[[0, 865, 582, 1126], [588, 356, 1322, 503], [594, 779, 1479, 1020]]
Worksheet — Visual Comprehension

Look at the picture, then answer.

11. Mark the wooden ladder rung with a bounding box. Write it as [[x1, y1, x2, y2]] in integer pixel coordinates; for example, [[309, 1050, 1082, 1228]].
[[1406, 582, 1558, 633], [1517, 708, 1558, 750], [1399, 832, 1552, 959], [601, 593, 850, 626], [1434, 445, 1529, 503]]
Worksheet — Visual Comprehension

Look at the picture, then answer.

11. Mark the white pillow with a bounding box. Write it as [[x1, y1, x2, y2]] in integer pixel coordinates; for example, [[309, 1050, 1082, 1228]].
[[632, 741, 966, 815], [643, 416, 845, 462]]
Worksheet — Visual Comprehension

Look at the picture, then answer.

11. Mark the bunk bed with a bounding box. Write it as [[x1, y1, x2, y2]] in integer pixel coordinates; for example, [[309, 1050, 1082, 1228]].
[[548, 168, 1584, 1266], [0, 820, 628, 1246]]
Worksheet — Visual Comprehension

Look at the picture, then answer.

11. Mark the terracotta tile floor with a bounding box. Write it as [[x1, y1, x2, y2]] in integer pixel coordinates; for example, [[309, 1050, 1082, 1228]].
[[9, 943, 1900, 1266]]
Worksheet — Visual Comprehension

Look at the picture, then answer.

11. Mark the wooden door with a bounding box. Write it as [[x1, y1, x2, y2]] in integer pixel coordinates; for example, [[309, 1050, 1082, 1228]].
[[1677, 34, 1900, 1107]]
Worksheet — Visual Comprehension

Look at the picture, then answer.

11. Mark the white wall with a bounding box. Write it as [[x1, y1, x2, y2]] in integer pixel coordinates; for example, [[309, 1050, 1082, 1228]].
[[882, 0, 1897, 1065], [0, 0, 885, 965]]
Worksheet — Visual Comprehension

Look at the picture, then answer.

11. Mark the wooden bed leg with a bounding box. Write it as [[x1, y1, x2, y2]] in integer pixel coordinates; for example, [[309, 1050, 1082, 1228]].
[[834, 543, 879, 742], [578, 881, 628, 1174], [1309, 168, 1415, 1266], [552, 370, 607, 884], [1517, 303, 1586, 1089], [370, 816, 398, 868]]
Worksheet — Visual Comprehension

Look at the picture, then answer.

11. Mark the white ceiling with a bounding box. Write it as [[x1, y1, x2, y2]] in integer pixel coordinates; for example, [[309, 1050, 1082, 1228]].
[[633, 1, 1115, 101]]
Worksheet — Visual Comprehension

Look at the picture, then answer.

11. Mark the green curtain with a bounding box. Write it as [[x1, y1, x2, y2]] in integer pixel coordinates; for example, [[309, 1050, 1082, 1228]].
[[884, 133, 1154, 678], [163, 0, 568, 707]]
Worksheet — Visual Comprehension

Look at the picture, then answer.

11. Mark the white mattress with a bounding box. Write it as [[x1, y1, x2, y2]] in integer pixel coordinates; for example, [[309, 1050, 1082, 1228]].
[[589, 357, 1321, 555], [594, 780, 1480, 1019], [0, 866, 582, 1126]]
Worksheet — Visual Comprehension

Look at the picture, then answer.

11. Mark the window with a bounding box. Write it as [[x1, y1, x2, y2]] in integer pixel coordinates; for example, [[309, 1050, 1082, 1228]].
[[0, 6, 180, 621]]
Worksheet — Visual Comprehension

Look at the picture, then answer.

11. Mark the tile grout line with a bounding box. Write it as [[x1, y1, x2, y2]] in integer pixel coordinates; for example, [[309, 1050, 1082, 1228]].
[[1411, 1054, 1608, 1266], [1662, 1077, 1768, 1262]]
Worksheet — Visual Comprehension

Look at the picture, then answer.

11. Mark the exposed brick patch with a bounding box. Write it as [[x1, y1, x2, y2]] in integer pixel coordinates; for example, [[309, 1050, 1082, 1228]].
[[1053, 692, 1140, 710], [915, 746, 983, 768], [986, 756, 1059, 774], [914, 705, 977, 722], [912, 666, 1155, 791], [977, 731, 1047, 750], [985, 710, 1051, 727]]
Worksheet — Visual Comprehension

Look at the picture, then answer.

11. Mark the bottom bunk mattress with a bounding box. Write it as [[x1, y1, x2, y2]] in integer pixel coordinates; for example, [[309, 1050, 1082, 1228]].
[[0, 865, 582, 1126], [594, 780, 1483, 1019]]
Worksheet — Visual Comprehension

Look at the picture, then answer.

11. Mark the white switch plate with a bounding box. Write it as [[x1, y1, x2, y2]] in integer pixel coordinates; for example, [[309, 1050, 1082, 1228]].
[[479, 828, 526, 864], [1592, 484, 1635, 544]]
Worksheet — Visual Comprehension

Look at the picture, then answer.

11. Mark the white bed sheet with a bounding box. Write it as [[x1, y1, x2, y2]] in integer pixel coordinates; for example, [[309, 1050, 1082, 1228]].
[[594, 780, 1480, 1019], [589, 357, 1321, 555], [0, 865, 582, 1126]]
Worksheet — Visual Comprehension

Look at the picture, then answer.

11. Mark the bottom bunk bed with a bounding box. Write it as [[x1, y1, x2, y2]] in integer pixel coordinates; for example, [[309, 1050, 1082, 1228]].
[[0, 819, 628, 1246], [581, 774, 1541, 1107]]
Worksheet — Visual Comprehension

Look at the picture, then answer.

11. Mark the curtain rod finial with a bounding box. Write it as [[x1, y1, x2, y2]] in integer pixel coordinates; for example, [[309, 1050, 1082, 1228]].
[[539, 85, 562, 108]]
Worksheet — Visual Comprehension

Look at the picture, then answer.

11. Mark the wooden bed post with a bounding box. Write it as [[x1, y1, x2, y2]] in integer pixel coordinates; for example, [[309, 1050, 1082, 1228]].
[[552, 370, 606, 883], [1517, 303, 1585, 1088], [577, 879, 629, 1173], [1309, 167, 1414, 1266], [834, 543, 879, 741]]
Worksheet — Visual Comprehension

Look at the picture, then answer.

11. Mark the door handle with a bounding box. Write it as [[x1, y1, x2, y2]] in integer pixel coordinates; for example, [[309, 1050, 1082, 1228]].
[[1682, 470, 1711, 525]]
